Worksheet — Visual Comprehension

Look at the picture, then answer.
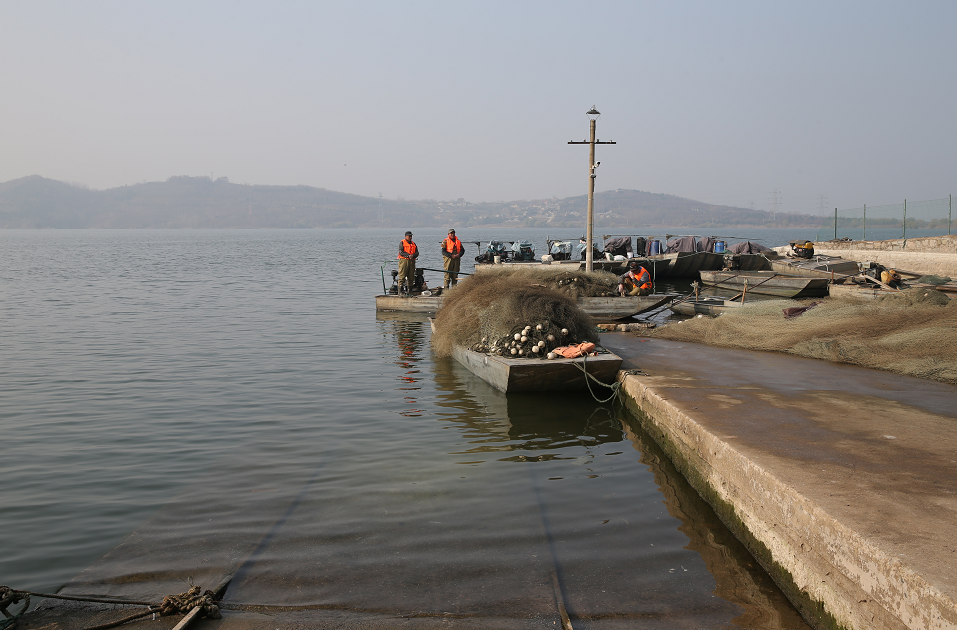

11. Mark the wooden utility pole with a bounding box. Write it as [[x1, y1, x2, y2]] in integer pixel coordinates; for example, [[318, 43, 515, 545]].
[[569, 107, 616, 272]]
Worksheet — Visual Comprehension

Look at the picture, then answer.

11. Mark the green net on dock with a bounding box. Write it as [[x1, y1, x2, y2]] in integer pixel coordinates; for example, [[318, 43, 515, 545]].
[[650, 288, 957, 384], [431, 272, 597, 358]]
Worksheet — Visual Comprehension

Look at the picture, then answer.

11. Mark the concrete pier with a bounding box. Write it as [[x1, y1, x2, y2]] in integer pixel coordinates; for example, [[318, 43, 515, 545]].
[[811, 235, 957, 278], [602, 334, 957, 630]]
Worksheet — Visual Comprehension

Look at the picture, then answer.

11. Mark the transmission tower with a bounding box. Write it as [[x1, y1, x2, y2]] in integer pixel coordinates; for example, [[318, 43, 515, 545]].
[[770, 189, 781, 221], [377, 193, 384, 222], [818, 194, 828, 216]]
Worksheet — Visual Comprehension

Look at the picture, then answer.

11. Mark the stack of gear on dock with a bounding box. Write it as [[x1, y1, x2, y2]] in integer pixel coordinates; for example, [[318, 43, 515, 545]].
[[650, 288, 957, 383], [431, 273, 597, 359]]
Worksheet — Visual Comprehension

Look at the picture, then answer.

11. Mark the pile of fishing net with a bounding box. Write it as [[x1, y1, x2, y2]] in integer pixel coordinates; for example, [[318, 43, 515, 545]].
[[431, 272, 597, 359], [460, 266, 621, 299], [649, 288, 957, 384]]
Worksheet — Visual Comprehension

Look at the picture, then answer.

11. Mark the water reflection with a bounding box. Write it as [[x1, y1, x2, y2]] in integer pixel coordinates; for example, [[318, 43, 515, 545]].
[[620, 415, 811, 630], [378, 311, 428, 416], [430, 352, 622, 460]]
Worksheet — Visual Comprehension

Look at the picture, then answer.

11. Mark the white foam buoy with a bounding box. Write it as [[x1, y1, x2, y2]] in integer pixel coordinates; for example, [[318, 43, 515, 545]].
[[547, 352, 556, 359]]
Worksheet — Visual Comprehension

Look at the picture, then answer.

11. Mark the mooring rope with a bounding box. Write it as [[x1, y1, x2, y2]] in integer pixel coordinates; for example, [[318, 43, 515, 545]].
[[571, 354, 621, 404], [0, 584, 222, 630]]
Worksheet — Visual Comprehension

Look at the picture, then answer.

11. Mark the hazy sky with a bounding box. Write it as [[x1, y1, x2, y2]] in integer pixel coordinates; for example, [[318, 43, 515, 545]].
[[2, 1, 955, 215]]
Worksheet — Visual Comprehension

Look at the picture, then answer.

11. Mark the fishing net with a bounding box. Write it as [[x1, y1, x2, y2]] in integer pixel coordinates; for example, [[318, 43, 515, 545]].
[[459, 266, 621, 299], [431, 272, 597, 358], [917, 275, 952, 285], [649, 288, 957, 384]]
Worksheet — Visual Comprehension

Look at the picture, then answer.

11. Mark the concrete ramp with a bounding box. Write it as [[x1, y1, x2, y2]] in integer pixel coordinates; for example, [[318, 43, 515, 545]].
[[605, 335, 957, 630]]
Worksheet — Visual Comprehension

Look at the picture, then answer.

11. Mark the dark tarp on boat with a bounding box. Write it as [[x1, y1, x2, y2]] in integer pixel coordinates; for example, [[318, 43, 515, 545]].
[[728, 241, 772, 254], [603, 236, 632, 257], [665, 236, 699, 253], [699, 236, 718, 253]]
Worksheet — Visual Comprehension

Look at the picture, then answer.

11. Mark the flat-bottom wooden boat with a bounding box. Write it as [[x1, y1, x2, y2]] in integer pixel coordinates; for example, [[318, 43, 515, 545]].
[[698, 270, 830, 298], [450, 345, 623, 393], [669, 297, 745, 317], [375, 293, 443, 313], [770, 255, 860, 281], [376, 293, 675, 319]]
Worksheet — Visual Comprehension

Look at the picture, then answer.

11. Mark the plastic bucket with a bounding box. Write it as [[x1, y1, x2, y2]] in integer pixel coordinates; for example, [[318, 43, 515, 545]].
[[494, 255, 501, 264], [648, 240, 662, 256], [714, 240, 726, 253]]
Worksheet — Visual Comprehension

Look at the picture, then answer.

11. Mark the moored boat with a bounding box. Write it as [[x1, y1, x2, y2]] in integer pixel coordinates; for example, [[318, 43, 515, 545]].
[[668, 297, 746, 317], [769, 255, 860, 281], [698, 270, 831, 298], [377, 293, 676, 319], [450, 345, 622, 393]]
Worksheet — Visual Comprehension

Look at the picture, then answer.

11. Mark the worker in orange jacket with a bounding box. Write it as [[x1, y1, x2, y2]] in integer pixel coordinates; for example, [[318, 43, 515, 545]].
[[397, 231, 419, 295], [618, 261, 653, 296], [441, 228, 464, 289]]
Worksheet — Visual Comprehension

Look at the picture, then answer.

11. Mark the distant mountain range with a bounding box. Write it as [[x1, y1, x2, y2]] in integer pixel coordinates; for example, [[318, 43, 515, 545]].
[[0, 175, 822, 229]]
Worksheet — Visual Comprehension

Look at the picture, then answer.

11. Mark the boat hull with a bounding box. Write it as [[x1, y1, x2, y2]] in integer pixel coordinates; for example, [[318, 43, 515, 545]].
[[451, 346, 622, 393], [376, 293, 674, 319], [770, 256, 860, 281], [699, 271, 830, 298], [669, 298, 745, 317]]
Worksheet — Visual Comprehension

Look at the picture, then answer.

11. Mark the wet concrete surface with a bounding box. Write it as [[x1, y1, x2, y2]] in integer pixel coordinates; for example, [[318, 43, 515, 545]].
[[602, 334, 957, 630]]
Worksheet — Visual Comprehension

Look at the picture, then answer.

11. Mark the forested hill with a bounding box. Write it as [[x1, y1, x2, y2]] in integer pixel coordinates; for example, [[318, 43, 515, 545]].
[[0, 175, 821, 229]]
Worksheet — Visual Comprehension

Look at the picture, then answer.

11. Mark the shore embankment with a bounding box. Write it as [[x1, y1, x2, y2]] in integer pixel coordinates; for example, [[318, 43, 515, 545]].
[[603, 335, 957, 630], [791, 235, 957, 277]]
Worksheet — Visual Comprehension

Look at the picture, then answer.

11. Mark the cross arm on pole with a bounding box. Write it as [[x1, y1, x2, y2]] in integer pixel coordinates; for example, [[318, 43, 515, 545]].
[[567, 141, 617, 145]]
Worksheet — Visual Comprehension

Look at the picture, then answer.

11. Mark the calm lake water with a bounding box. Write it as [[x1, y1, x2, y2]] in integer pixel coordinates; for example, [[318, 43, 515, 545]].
[[0, 228, 827, 628]]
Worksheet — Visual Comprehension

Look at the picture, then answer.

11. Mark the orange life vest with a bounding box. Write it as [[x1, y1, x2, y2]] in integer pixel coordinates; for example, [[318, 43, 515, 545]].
[[398, 239, 418, 260], [443, 236, 463, 256], [626, 266, 652, 290]]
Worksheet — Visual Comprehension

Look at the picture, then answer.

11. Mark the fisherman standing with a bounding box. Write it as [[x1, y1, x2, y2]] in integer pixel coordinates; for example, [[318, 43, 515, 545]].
[[618, 261, 653, 296], [441, 228, 464, 289], [398, 231, 419, 295]]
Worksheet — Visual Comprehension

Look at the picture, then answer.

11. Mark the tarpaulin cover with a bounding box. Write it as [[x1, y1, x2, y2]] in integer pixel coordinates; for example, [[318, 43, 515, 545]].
[[602, 237, 632, 256], [664, 236, 699, 253], [728, 241, 772, 254]]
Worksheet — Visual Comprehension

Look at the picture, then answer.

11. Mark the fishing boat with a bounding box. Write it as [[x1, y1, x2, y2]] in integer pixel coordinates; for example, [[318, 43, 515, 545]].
[[668, 297, 746, 317], [769, 255, 860, 281], [449, 345, 622, 393], [827, 283, 901, 300], [376, 293, 676, 320], [375, 293, 444, 313], [698, 270, 831, 298]]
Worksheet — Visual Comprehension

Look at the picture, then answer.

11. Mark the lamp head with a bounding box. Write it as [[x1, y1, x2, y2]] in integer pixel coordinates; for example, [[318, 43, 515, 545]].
[[586, 106, 601, 120]]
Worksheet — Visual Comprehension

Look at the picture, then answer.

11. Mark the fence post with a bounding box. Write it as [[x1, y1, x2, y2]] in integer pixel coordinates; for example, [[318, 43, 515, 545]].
[[902, 199, 906, 239], [863, 204, 866, 241], [834, 208, 837, 240], [950, 194, 952, 235]]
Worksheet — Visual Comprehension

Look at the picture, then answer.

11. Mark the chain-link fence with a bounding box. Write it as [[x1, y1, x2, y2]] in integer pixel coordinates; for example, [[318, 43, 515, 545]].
[[817, 196, 953, 241]]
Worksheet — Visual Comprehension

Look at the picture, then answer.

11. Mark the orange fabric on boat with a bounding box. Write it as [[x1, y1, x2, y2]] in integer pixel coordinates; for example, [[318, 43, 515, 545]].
[[553, 342, 596, 358]]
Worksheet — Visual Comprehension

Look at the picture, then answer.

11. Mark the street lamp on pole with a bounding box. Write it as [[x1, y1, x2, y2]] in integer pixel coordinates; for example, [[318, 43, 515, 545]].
[[569, 107, 616, 272]]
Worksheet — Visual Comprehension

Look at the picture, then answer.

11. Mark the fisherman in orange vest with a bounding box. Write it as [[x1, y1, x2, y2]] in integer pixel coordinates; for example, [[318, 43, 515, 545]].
[[618, 261, 653, 296], [397, 231, 419, 295], [441, 228, 464, 289]]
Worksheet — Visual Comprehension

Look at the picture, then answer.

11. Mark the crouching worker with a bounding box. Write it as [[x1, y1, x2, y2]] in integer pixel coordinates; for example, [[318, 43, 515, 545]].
[[881, 268, 903, 289], [618, 261, 653, 296]]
